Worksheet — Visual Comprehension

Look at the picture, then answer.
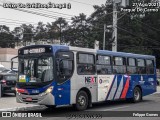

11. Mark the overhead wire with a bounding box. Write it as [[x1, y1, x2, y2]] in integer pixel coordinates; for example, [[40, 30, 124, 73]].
[[125, 13, 160, 32], [0, 4, 72, 21], [0, 18, 38, 25], [0, 0, 75, 20], [67, 0, 94, 6], [117, 26, 160, 45], [37, 8, 75, 17]]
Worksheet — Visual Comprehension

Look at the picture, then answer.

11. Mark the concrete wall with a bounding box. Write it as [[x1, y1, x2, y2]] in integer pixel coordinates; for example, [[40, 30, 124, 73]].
[[0, 61, 18, 69], [0, 48, 18, 69]]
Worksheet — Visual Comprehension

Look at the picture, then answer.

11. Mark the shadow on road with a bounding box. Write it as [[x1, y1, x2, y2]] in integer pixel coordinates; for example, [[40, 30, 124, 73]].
[[21, 99, 153, 117], [2, 93, 16, 97]]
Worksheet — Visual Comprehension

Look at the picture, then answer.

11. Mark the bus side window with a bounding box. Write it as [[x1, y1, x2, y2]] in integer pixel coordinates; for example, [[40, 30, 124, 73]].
[[96, 55, 112, 75], [137, 59, 146, 74], [61, 60, 73, 76], [146, 59, 154, 74], [127, 58, 137, 74], [112, 56, 126, 74], [56, 51, 74, 84], [77, 53, 95, 75]]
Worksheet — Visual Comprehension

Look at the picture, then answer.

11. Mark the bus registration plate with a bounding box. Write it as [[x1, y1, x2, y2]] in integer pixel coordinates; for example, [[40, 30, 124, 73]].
[[26, 97, 32, 101]]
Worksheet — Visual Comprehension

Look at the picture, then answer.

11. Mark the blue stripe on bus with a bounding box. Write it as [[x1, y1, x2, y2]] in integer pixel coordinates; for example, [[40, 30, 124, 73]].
[[106, 75, 116, 100], [27, 84, 52, 95], [54, 80, 71, 105], [113, 75, 123, 100]]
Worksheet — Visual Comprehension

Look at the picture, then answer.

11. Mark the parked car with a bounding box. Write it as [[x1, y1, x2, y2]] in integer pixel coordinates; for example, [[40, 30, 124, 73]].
[[0, 64, 4, 68], [0, 73, 17, 96], [1, 69, 18, 74], [0, 64, 5, 73], [0, 67, 6, 73]]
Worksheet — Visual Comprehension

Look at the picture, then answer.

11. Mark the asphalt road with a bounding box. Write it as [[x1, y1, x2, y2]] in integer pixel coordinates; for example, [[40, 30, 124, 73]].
[[1, 87, 160, 120], [1, 92, 159, 120]]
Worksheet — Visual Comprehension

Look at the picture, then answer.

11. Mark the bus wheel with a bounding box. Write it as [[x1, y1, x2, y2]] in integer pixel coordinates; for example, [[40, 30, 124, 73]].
[[132, 87, 142, 103], [75, 91, 88, 111]]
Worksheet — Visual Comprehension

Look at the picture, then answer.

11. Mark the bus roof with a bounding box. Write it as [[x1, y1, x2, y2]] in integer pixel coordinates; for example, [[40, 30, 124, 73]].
[[19, 45, 155, 59], [97, 50, 155, 59], [68, 46, 155, 59]]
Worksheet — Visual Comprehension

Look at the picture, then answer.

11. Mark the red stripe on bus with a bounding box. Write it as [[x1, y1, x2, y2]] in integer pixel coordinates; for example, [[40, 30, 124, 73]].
[[120, 77, 130, 99]]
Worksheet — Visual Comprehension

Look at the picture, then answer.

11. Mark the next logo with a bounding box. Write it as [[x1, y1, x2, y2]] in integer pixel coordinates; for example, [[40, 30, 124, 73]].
[[85, 76, 97, 84]]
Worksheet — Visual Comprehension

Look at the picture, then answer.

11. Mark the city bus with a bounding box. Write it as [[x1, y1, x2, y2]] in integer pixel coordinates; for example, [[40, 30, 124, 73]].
[[12, 45, 157, 111]]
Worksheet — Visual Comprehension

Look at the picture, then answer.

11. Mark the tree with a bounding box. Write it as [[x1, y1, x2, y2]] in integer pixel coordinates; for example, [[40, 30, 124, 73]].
[[53, 17, 68, 44], [46, 22, 59, 41], [0, 25, 10, 33], [69, 13, 91, 47], [34, 22, 47, 41], [88, 4, 113, 50], [21, 24, 34, 43], [12, 27, 23, 47], [0, 25, 14, 48]]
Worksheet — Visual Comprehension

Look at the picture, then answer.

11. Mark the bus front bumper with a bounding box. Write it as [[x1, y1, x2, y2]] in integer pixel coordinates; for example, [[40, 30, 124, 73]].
[[16, 92, 55, 105]]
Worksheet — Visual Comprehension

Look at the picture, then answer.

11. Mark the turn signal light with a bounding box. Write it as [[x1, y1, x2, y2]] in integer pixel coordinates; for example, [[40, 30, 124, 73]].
[[1, 80, 6, 83], [16, 88, 28, 94]]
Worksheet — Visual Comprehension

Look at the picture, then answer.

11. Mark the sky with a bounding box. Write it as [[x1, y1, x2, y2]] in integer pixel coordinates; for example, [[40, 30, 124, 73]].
[[0, 0, 107, 31]]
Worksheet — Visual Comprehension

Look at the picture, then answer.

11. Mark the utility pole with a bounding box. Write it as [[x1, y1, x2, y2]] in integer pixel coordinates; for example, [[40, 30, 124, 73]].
[[112, 0, 118, 52], [60, 24, 62, 45], [103, 24, 112, 50], [103, 24, 106, 50]]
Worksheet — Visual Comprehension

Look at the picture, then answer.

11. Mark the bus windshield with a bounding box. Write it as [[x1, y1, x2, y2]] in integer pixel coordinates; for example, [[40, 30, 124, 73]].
[[18, 55, 54, 83]]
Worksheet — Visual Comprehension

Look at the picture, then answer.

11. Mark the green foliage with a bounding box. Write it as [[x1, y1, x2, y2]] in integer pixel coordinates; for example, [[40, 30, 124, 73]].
[[0, 25, 14, 48]]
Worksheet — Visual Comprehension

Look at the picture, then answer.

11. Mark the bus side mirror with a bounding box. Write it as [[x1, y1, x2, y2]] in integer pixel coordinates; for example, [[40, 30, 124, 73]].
[[11, 61, 13, 70], [11, 56, 18, 71]]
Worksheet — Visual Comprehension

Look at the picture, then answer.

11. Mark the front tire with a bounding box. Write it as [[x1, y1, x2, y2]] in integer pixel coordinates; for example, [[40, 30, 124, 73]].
[[75, 91, 88, 111], [132, 87, 142, 103]]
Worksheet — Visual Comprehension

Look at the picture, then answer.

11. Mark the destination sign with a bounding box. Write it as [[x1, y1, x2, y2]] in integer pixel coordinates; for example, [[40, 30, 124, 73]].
[[24, 48, 45, 54]]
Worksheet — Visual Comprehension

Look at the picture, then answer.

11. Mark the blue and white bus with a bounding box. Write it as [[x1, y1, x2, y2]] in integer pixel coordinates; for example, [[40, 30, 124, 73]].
[[12, 45, 157, 110]]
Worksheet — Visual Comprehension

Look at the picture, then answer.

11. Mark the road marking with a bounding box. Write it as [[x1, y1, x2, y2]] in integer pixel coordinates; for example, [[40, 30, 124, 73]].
[[101, 105, 130, 111]]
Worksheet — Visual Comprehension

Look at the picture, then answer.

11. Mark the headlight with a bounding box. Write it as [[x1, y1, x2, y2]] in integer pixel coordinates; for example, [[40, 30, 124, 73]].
[[39, 86, 54, 96], [45, 86, 53, 93]]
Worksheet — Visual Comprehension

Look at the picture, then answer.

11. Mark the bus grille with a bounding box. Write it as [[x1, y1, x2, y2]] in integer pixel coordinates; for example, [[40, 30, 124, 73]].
[[22, 98, 38, 103]]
